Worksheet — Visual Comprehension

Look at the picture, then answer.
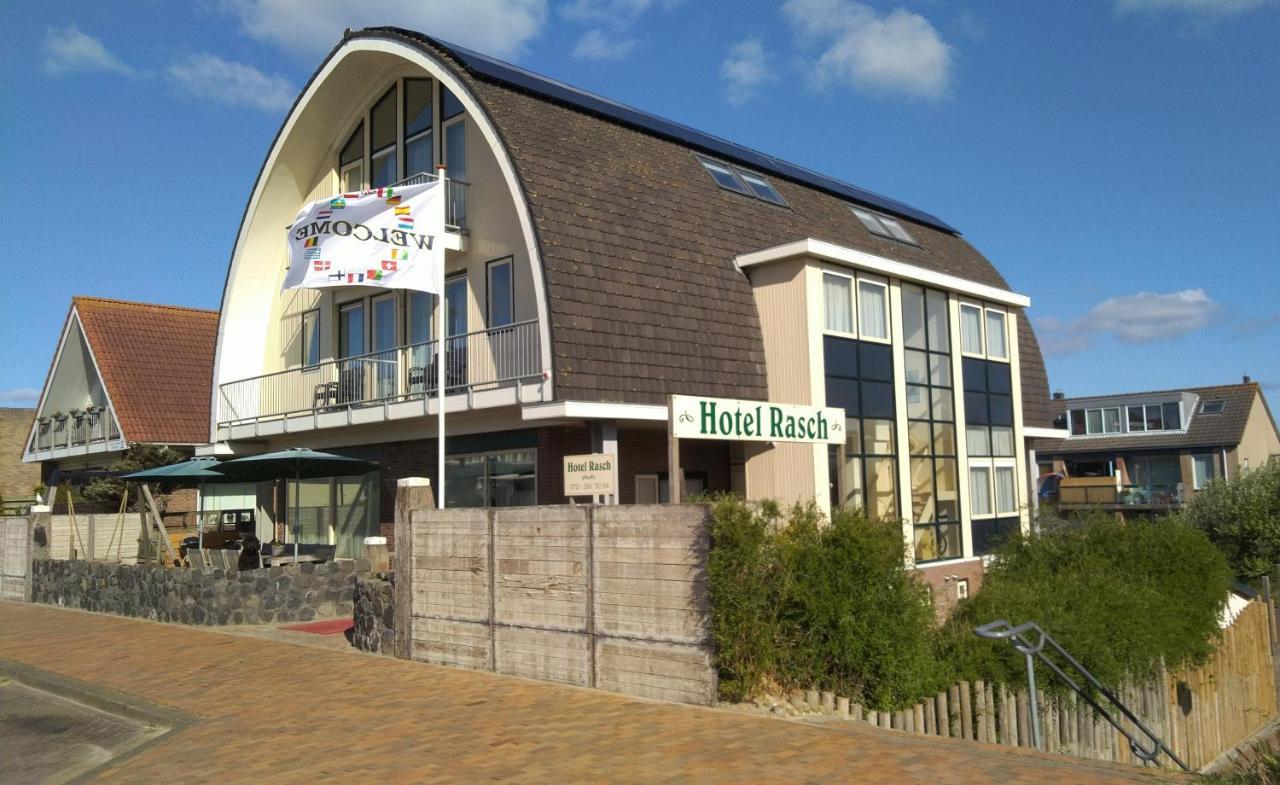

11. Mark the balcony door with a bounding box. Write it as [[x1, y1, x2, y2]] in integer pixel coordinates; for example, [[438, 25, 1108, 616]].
[[371, 294, 397, 400], [407, 291, 435, 393], [445, 275, 468, 389], [338, 301, 365, 403]]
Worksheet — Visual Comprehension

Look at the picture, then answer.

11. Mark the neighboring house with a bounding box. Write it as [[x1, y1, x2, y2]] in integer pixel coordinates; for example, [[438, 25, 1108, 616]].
[[1, 408, 41, 510], [206, 27, 1056, 591], [1035, 378, 1280, 513], [23, 297, 219, 507]]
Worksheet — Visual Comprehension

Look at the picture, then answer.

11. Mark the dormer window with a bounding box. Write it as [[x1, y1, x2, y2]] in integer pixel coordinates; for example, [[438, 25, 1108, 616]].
[[1200, 400, 1225, 415]]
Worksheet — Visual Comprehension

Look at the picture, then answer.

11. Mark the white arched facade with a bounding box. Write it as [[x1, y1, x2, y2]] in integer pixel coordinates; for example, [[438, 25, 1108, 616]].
[[210, 35, 554, 442]]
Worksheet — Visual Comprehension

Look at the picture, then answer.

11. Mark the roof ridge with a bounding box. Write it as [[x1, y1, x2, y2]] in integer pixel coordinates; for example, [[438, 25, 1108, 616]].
[[72, 295, 218, 316], [1056, 382, 1258, 402]]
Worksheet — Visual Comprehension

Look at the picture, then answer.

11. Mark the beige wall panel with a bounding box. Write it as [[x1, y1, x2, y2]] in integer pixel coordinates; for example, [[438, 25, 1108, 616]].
[[744, 258, 821, 506], [1232, 392, 1280, 473]]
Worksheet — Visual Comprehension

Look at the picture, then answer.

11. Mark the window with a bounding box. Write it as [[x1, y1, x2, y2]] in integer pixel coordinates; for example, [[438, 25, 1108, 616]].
[[995, 466, 1017, 514], [487, 258, 514, 327], [960, 303, 983, 355], [300, 309, 320, 368], [1193, 454, 1215, 490], [850, 206, 917, 245], [821, 271, 888, 341], [370, 86, 398, 188], [969, 466, 992, 516], [445, 449, 536, 508], [738, 171, 787, 206], [826, 334, 897, 521], [339, 122, 364, 192], [985, 309, 1008, 360], [442, 86, 464, 120], [445, 275, 468, 337], [338, 301, 365, 358], [1125, 402, 1183, 433], [903, 284, 960, 563], [1162, 401, 1182, 430], [858, 280, 889, 340], [1086, 409, 1103, 435], [1079, 407, 1121, 435], [696, 156, 788, 206], [404, 78, 433, 177], [1200, 400, 1225, 415], [823, 273, 853, 333]]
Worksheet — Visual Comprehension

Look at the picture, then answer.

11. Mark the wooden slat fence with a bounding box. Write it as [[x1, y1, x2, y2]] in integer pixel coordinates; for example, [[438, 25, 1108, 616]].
[[793, 599, 1275, 771]]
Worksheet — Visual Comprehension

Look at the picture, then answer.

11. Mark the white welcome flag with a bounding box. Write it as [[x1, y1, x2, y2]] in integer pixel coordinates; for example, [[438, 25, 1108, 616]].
[[282, 180, 445, 294]]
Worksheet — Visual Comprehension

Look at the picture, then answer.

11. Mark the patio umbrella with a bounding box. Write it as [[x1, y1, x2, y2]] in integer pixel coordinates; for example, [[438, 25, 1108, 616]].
[[122, 457, 226, 550], [209, 448, 380, 563]]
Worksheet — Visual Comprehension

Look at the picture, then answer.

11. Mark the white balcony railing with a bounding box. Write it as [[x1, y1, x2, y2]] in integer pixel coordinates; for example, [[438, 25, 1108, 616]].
[[217, 320, 541, 426]]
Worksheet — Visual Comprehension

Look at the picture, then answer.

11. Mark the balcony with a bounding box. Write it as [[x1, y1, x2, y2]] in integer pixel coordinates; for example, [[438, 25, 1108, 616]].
[[395, 171, 468, 232], [1057, 477, 1185, 511], [25, 406, 124, 461], [216, 320, 544, 439]]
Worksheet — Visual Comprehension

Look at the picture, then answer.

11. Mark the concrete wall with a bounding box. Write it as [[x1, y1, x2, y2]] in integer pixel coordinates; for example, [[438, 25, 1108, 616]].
[[0, 515, 31, 601], [396, 501, 716, 705]]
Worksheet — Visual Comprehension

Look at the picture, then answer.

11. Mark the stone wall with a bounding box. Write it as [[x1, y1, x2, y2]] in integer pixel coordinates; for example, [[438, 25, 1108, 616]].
[[31, 558, 360, 626], [396, 500, 717, 705], [352, 572, 395, 654]]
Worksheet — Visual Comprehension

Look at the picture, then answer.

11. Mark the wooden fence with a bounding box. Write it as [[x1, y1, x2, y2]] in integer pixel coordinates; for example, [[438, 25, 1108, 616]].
[[45, 513, 142, 563], [798, 599, 1275, 771]]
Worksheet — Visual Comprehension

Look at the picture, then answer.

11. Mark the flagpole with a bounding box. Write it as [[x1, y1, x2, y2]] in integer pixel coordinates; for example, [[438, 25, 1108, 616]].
[[436, 164, 448, 510]]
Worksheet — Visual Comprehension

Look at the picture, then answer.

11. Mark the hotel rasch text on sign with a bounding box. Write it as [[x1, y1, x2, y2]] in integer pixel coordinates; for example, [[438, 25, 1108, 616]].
[[671, 395, 844, 444]]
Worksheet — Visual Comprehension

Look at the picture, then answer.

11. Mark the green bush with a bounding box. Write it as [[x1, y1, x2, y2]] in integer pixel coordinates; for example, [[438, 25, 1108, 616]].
[[939, 514, 1232, 689], [1185, 460, 1280, 581], [707, 497, 945, 708]]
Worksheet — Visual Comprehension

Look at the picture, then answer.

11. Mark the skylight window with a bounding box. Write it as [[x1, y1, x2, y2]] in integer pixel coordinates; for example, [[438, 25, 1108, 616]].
[[1200, 400, 1225, 415], [851, 206, 918, 245], [696, 156, 788, 206], [738, 171, 787, 206]]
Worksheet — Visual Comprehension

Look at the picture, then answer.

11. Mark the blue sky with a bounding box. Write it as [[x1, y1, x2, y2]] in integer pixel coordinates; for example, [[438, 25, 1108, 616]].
[[2, 0, 1278, 409]]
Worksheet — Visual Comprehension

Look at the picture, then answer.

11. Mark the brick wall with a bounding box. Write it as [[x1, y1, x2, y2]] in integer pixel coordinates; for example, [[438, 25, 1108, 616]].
[[915, 558, 986, 621], [616, 428, 731, 503], [0, 409, 40, 502]]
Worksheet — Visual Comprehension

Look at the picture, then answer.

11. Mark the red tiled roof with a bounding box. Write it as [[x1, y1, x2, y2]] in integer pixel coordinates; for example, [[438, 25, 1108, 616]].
[[73, 297, 218, 445]]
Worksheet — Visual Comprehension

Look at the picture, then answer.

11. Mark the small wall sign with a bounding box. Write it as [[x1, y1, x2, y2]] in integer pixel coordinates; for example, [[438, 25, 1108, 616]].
[[670, 395, 845, 444], [563, 453, 618, 496]]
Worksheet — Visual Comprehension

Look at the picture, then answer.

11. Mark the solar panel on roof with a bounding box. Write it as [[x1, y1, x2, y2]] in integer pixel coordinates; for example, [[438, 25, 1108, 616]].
[[365, 28, 957, 235]]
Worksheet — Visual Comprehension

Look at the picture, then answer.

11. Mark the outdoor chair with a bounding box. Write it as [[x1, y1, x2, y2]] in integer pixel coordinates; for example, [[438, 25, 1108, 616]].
[[313, 382, 338, 410]]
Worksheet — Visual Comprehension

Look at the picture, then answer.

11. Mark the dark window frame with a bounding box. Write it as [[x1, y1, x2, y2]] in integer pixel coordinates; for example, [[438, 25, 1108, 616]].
[[695, 155, 789, 207], [486, 256, 515, 328], [300, 308, 321, 369]]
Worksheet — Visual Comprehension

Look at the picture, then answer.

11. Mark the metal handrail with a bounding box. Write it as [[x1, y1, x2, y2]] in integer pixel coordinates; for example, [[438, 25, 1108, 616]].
[[392, 170, 469, 229], [974, 619, 1190, 771], [28, 405, 120, 454]]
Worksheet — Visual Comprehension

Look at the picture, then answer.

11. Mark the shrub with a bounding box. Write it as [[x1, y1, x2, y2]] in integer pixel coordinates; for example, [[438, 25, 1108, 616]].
[[707, 497, 945, 708], [1185, 460, 1280, 581], [939, 513, 1232, 689]]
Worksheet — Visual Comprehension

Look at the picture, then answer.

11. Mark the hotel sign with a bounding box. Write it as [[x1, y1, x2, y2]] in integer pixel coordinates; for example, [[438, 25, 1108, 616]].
[[670, 395, 844, 444], [563, 453, 617, 496]]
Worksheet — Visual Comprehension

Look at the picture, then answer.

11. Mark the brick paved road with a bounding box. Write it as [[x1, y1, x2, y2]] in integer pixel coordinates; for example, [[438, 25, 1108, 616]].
[[0, 602, 1182, 784]]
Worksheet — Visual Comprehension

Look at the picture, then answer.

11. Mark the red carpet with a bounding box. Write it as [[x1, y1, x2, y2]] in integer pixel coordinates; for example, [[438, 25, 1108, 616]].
[[278, 618, 354, 635]]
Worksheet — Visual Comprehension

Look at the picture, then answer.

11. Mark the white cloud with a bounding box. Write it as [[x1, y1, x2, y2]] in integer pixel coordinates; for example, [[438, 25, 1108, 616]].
[[41, 26, 134, 76], [572, 29, 637, 60], [1037, 289, 1220, 356], [781, 0, 953, 100], [167, 54, 295, 112], [224, 0, 548, 60], [721, 38, 770, 106], [561, 0, 680, 25], [0, 388, 41, 405], [1235, 313, 1280, 336], [1116, 0, 1270, 15]]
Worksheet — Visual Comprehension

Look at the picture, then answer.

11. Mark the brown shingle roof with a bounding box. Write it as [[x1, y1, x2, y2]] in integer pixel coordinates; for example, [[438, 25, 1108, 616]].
[[345, 30, 1053, 426], [1035, 382, 1271, 455], [73, 297, 218, 445]]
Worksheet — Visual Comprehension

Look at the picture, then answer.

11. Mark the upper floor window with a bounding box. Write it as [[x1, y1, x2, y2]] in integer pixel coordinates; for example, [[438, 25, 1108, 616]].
[[300, 309, 320, 368], [404, 78, 434, 178], [337, 79, 468, 194], [1200, 399, 1225, 415], [1127, 401, 1182, 432], [369, 86, 398, 188], [822, 270, 888, 342], [696, 156, 788, 206], [487, 258, 514, 327], [959, 302, 1009, 362], [850, 206, 917, 245]]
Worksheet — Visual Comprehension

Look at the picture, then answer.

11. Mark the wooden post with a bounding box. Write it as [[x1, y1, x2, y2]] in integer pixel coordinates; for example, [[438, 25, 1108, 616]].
[[975, 680, 988, 743], [937, 690, 950, 738], [667, 395, 683, 503], [924, 695, 936, 735], [140, 485, 177, 564], [912, 703, 924, 734], [960, 680, 973, 739]]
